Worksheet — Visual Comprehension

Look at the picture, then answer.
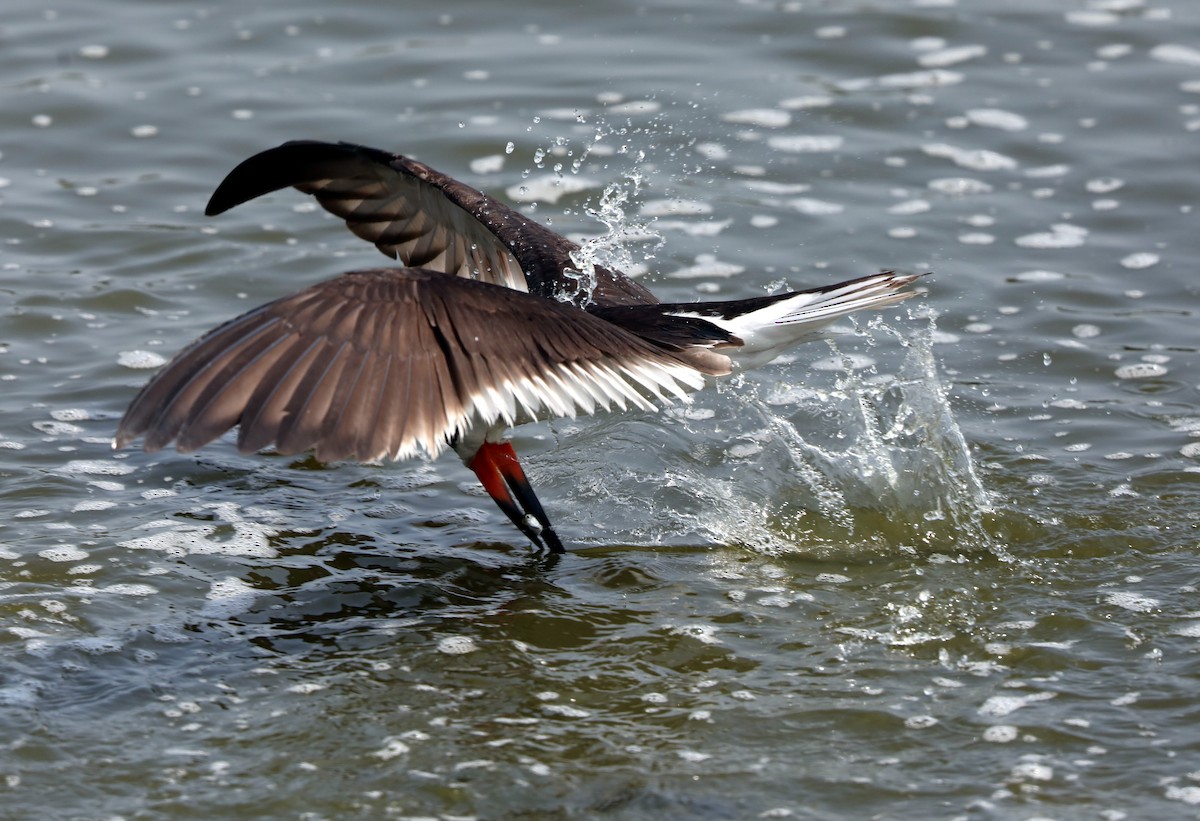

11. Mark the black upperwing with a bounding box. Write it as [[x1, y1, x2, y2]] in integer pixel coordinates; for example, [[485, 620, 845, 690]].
[[205, 140, 659, 308]]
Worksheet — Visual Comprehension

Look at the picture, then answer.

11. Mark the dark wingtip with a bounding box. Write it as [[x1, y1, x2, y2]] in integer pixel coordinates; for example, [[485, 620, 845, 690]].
[[204, 140, 395, 217]]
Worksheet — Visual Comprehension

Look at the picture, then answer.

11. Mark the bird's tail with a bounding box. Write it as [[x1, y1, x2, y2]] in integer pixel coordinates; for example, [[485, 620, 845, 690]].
[[673, 271, 925, 369]]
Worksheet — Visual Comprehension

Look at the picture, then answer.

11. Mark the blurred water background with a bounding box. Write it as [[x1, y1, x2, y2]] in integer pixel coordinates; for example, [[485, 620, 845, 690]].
[[4, 1, 1200, 818]]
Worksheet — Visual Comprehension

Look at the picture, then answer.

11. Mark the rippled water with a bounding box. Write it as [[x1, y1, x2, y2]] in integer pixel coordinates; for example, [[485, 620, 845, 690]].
[[5, 1, 1200, 818]]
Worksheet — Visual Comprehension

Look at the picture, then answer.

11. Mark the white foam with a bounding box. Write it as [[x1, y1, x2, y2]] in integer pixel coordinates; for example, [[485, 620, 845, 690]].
[[543, 703, 590, 718], [1166, 785, 1200, 805], [918, 44, 987, 67], [1104, 591, 1159, 612], [371, 738, 410, 761], [722, 109, 791, 128], [101, 583, 158, 597], [60, 459, 137, 476], [200, 577, 259, 618], [655, 219, 731, 237], [979, 691, 1056, 717], [37, 547, 89, 562], [1015, 224, 1088, 248], [767, 135, 843, 153], [117, 350, 167, 369], [1024, 164, 1070, 178], [1115, 363, 1168, 379], [1086, 177, 1124, 193], [1013, 269, 1065, 282], [778, 95, 833, 110], [119, 521, 278, 559], [469, 154, 504, 174], [874, 69, 964, 89], [1119, 252, 1159, 269], [1151, 44, 1200, 66], [1066, 10, 1118, 26], [928, 177, 994, 195], [33, 421, 85, 436], [437, 636, 478, 655], [667, 623, 722, 644], [506, 174, 600, 204], [965, 108, 1028, 131], [889, 199, 931, 215], [787, 197, 844, 215], [745, 180, 811, 195], [1011, 760, 1054, 781], [982, 724, 1018, 742], [668, 254, 745, 279]]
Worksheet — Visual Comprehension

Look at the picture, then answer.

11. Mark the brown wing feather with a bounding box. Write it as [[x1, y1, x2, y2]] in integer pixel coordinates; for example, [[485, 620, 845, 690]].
[[114, 268, 709, 464], [205, 140, 659, 307]]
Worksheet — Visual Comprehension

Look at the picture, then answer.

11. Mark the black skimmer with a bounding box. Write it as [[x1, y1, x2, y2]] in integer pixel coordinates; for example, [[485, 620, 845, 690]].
[[114, 140, 921, 553]]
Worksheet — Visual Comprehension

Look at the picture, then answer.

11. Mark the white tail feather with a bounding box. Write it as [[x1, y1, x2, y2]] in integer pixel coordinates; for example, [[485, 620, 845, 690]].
[[712, 272, 922, 369]]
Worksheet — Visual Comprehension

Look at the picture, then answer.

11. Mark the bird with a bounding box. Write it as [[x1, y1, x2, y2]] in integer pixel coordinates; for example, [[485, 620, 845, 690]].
[[114, 140, 922, 553]]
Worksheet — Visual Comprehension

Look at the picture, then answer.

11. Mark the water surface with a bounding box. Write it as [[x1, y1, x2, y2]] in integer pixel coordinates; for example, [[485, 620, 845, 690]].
[[4, 1, 1200, 818]]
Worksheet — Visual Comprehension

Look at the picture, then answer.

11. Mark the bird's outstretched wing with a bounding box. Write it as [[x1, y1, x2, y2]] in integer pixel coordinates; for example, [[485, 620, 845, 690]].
[[114, 268, 706, 463], [205, 140, 658, 307]]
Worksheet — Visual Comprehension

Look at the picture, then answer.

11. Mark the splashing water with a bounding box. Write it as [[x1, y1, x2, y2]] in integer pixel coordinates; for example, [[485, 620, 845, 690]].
[[562, 169, 665, 307], [522, 121, 666, 307], [542, 310, 993, 557], [697, 313, 992, 556]]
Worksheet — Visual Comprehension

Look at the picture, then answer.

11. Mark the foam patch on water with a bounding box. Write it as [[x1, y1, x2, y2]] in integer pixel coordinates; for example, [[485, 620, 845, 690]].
[[437, 636, 478, 655], [58, 460, 137, 477], [33, 420, 85, 436], [721, 109, 791, 128], [979, 691, 1056, 717], [1115, 363, 1168, 379], [889, 199, 931, 215], [1013, 269, 1065, 282], [787, 197, 844, 215], [779, 95, 833, 110], [117, 350, 167, 369], [965, 108, 1028, 131], [506, 174, 599, 204], [918, 44, 987, 68], [928, 177, 994, 195], [38, 547, 89, 562], [1015, 224, 1088, 248], [199, 577, 261, 619], [1150, 44, 1200, 66], [668, 254, 745, 279], [118, 503, 278, 559], [841, 69, 964, 91], [1120, 252, 1159, 269], [1104, 591, 1159, 612], [767, 135, 844, 153], [922, 143, 1018, 171], [982, 725, 1019, 743]]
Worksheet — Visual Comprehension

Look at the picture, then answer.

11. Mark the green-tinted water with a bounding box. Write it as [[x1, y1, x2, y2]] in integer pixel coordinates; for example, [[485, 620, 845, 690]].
[[4, 1, 1200, 818]]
